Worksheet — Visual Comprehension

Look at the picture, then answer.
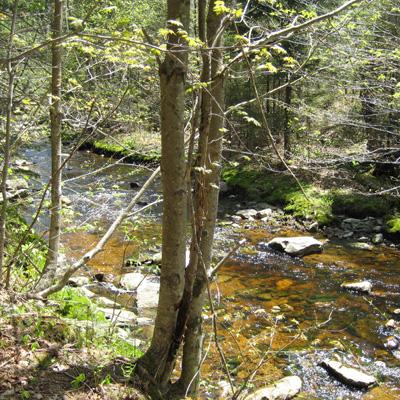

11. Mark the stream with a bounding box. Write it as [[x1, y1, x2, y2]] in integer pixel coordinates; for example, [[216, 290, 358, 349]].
[[20, 142, 400, 399]]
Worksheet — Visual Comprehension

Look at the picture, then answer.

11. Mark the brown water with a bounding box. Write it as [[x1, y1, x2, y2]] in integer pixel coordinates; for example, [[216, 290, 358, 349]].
[[22, 143, 400, 399]]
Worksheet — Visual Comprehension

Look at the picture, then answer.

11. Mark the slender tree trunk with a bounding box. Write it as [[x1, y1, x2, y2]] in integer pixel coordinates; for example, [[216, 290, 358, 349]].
[[137, 0, 190, 394], [43, 0, 63, 284], [0, 0, 18, 286], [283, 76, 292, 160], [177, 2, 226, 395]]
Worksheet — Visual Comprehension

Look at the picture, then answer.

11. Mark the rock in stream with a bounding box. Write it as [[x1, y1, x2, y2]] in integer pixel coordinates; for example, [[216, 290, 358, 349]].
[[265, 237, 323, 257], [321, 359, 376, 389], [244, 376, 302, 400]]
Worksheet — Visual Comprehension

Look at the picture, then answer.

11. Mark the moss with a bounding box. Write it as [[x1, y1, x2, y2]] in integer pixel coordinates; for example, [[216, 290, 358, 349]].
[[386, 215, 400, 233], [284, 187, 333, 225], [222, 164, 400, 224], [80, 138, 161, 164], [222, 165, 300, 205]]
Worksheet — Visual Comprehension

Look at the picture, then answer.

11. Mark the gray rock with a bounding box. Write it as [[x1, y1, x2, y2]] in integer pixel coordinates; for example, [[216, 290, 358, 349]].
[[341, 217, 377, 233], [85, 283, 137, 309], [0, 188, 28, 202], [256, 208, 273, 219], [266, 236, 323, 257], [385, 319, 398, 328], [68, 275, 90, 287], [230, 215, 242, 222], [93, 296, 123, 309], [236, 209, 258, 219], [98, 308, 138, 325], [341, 231, 354, 239], [308, 222, 319, 232], [384, 336, 399, 350], [349, 242, 373, 251], [118, 273, 160, 317], [244, 376, 302, 400], [61, 196, 72, 206], [341, 280, 372, 294], [6, 177, 28, 191], [321, 359, 376, 388], [372, 233, 384, 244]]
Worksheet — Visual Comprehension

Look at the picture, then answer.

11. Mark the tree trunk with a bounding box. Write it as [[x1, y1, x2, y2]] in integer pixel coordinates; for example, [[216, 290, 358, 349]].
[[0, 0, 18, 286], [283, 76, 292, 160], [42, 0, 63, 284], [177, 1, 226, 395], [137, 0, 190, 394]]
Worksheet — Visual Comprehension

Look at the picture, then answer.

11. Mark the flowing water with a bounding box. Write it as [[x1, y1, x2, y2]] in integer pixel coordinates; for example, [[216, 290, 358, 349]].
[[21, 143, 400, 399]]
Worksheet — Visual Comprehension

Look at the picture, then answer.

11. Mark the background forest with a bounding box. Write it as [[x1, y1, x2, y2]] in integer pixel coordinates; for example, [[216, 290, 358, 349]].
[[1, 0, 400, 399]]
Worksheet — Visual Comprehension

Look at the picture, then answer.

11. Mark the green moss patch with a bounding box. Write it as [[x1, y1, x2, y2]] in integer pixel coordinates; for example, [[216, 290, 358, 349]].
[[222, 164, 400, 225]]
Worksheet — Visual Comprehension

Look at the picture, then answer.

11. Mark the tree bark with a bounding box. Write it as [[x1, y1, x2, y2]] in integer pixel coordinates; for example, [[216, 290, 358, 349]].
[[137, 0, 190, 393], [43, 0, 63, 284], [177, 1, 226, 395]]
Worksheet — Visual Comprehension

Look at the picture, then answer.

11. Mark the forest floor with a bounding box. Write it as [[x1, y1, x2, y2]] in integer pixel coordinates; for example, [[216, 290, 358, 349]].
[[0, 292, 146, 400]]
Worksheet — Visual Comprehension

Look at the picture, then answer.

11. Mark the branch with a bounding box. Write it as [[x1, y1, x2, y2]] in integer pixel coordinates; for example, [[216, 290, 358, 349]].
[[32, 166, 161, 298]]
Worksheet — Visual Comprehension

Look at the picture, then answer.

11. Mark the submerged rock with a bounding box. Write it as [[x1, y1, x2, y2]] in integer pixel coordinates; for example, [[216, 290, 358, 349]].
[[321, 359, 376, 389], [266, 236, 323, 257], [362, 386, 399, 400], [341, 280, 372, 294], [244, 376, 302, 400]]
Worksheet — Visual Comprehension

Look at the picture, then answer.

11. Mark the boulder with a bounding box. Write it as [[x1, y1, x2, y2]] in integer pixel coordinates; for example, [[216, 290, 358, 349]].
[[244, 376, 302, 400], [84, 283, 137, 309], [266, 237, 323, 257], [341, 281, 372, 294], [321, 359, 376, 389], [118, 273, 160, 317], [236, 209, 258, 220]]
